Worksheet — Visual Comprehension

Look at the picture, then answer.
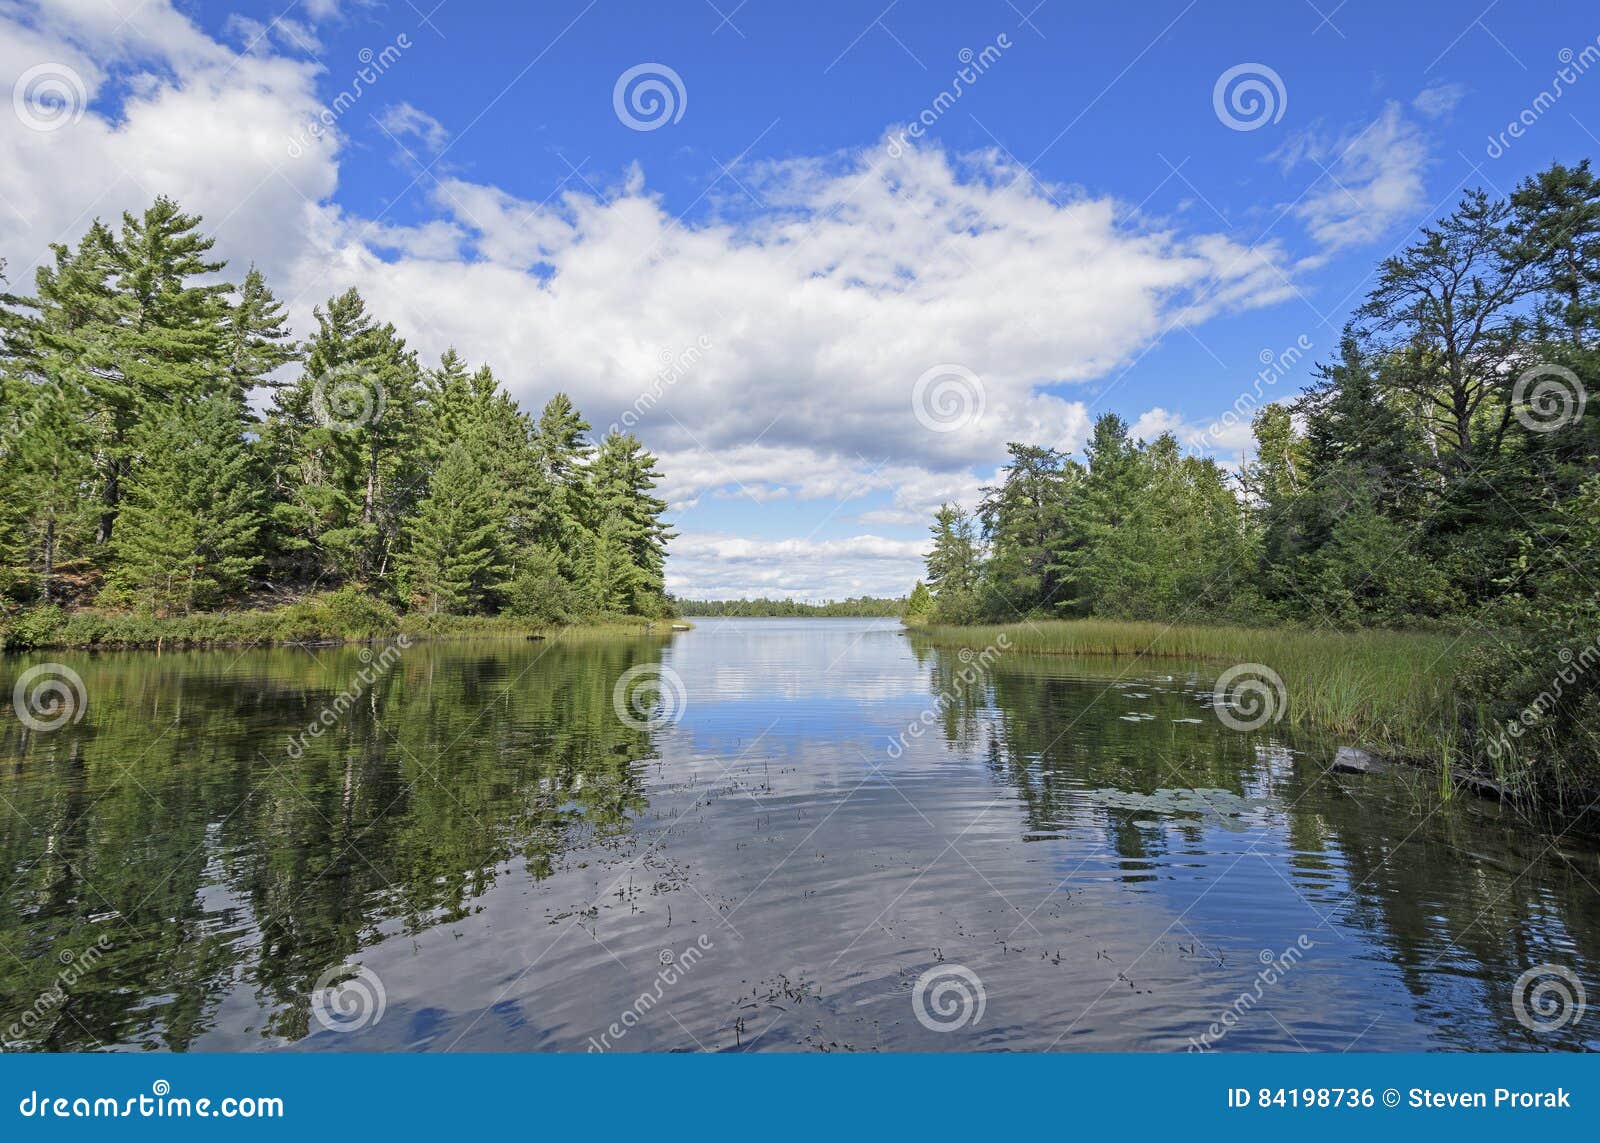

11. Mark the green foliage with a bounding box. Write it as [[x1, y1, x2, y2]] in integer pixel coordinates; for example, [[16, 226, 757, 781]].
[[397, 444, 506, 615], [587, 431, 673, 611], [917, 618, 1463, 763], [0, 197, 674, 632], [505, 543, 582, 625], [914, 160, 1600, 799], [0, 590, 397, 651], [103, 394, 263, 614], [925, 503, 981, 622]]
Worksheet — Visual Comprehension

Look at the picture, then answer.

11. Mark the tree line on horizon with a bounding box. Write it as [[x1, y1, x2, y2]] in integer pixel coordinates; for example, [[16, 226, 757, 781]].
[[0, 197, 673, 621], [919, 160, 1600, 771], [671, 595, 906, 617]]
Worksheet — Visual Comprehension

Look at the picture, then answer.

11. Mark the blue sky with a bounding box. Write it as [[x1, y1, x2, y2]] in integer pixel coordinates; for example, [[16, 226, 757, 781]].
[[4, 0, 1599, 596]]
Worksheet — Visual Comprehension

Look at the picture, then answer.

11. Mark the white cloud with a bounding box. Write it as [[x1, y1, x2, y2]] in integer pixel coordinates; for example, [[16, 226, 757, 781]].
[[1129, 406, 1187, 441], [1282, 102, 1429, 254], [302, 146, 1298, 506], [666, 533, 931, 600], [377, 101, 449, 155], [0, 1, 334, 293], [1413, 82, 1465, 119], [0, 0, 1382, 598]]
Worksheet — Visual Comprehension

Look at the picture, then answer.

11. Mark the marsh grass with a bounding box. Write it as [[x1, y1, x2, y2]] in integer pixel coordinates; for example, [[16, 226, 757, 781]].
[[915, 619, 1466, 762]]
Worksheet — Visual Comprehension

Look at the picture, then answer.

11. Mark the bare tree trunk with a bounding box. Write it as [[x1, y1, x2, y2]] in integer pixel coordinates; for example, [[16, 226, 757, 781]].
[[40, 518, 55, 604]]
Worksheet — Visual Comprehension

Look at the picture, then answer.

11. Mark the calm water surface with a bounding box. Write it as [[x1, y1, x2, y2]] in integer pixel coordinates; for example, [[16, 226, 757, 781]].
[[2, 617, 1597, 1052]]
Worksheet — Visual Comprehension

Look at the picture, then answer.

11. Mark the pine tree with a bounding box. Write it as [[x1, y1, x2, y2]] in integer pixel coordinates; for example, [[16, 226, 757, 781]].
[[111, 197, 231, 399], [587, 431, 673, 612], [505, 542, 580, 624], [397, 444, 506, 614], [27, 222, 129, 552], [264, 289, 419, 582], [106, 393, 263, 613], [531, 392, 593, 561], [925, 504, 980, 622], [1054, 413, 1142, 615], [582, 513, 638, 615], [0, 376, 97, 602], [223, 265, 298, 401]]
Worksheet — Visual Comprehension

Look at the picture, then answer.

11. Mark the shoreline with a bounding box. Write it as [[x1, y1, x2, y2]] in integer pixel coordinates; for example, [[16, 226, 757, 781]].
[[907, 618, 1597, 817], [0, 594, 686, 654]]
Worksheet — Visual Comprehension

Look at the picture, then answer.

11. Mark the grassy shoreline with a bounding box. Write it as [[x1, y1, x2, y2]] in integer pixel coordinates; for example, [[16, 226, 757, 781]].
[[0, 592, 683, 652], [907, 618, 1559, 803]]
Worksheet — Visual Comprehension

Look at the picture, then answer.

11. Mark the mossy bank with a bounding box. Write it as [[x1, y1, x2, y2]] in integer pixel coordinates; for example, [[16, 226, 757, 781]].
[[0, 588, 681, 652]]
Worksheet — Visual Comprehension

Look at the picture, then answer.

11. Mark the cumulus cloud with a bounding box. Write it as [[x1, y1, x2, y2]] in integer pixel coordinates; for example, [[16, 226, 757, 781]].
[[310, 147, 1297, 485], [0, 1, 335, 293], [666, 534, 931, 599], [0, 0, 1387, 597]]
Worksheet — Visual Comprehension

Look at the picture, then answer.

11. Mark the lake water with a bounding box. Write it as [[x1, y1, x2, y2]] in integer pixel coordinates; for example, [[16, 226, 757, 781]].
[[2, 617, 1597, 1052]]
